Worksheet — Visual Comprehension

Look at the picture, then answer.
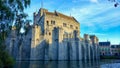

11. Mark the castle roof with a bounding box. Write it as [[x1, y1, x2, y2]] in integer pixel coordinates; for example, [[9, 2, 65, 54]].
[[111, 45, 120, 48], [99, 42, 111, 46], [45, 11, 79, 24]]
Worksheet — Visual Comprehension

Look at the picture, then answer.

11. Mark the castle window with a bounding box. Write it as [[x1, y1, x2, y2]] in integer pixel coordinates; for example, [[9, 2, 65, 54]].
[[51, 20, 55, 25], [49, 32, 51, 35], [36, 39, 39, 41], [70, 25, 73, 28], [46, 21, 49, 25], [53, 21, 55, 25], [76, 27, 78, 29], [63, 23, 66, 27], [63, 34, 65, 38]]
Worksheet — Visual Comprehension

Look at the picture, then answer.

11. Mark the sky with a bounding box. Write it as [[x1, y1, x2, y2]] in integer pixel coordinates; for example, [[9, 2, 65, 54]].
[[25, 0, 120, 44]]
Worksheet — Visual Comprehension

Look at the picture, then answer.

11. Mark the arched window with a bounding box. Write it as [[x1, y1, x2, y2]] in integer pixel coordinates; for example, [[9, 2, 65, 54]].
[[51, 20, 55, 25], [63, 23, 66, 27], [49, 32, 51, 35], [70, 25, 73, 28], [53, 21, 55, 25], [46, 21, 49, 25], [76, 27, 78, 29]]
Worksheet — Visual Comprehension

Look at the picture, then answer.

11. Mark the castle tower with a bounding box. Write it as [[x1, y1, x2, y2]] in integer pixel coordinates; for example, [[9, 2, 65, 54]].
[[30, 24, 44, 60], [30, 8, 98, 61], [84, 34, 89, 41], [39, 8, 48, 16], [31, 25, 42, 48], [83, 34, 90, 60], [33, 8, 80, 44], [90, 35, 97, 44], [89, 35, 99, 60]]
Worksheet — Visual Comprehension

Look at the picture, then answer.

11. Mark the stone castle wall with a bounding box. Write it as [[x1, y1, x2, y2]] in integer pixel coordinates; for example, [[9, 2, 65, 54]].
[[5, 8, 100, 61], [30, 27, 100, 61]]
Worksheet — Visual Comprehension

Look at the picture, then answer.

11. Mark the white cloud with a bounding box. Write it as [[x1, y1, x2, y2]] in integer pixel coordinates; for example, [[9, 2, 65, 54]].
[[72, 0, 89, 3], [62, 2, 120, 30], [88, 33, 106, 36], [90, 0, 98, 3]]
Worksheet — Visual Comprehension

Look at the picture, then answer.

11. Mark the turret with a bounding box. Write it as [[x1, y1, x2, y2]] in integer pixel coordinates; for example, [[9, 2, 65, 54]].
[[84, 34, 89, 40], [90, 35, 98, 44], [33, 12, 37, 25], [39, 8, 48, 16]]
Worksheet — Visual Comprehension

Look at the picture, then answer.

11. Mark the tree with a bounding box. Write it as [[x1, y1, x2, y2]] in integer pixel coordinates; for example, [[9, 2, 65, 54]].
[[15, 12, 31, 35], [0, 0, 31, 31], [0, 30, 15, 68], [108, 0, 120, 7], [0, 0, 31, 67]]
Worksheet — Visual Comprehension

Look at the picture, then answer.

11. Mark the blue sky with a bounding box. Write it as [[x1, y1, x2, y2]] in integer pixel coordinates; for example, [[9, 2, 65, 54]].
[[25, 0, 120, 44]]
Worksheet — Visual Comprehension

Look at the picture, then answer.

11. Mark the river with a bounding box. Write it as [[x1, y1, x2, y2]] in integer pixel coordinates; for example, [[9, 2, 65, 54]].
[[14, 59, 120, 68]]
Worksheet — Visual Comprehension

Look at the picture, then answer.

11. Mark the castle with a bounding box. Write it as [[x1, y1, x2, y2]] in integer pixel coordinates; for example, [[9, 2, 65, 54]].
[[6, 8, 100, 61]]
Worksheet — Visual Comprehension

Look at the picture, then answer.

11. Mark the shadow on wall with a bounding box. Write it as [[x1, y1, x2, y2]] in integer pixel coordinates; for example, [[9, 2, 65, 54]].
[[5, 28, 32, 60], [30, 26, 82, 60], [6, 27, 100, 61], [30, 27, 100, 61], [30, 37, 99, 61]]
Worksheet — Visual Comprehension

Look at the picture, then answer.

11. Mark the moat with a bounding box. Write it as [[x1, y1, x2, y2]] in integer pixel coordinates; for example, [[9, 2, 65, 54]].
[[14, 59, 120, 68]]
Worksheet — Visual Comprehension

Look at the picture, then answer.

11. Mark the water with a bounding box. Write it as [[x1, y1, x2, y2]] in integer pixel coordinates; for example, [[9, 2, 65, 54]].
[[14, 59, 120, 68]]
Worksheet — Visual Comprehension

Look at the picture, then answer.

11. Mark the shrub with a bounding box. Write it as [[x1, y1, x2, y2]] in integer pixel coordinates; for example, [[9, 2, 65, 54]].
[[0, 59, 3, 67], [0, 32, 15, 67], [1, 51, 15, 67]]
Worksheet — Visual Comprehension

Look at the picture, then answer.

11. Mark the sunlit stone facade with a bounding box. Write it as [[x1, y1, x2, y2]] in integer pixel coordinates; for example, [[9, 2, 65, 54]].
[[30, 8, 100, 60], [32, 8, 80, 45]]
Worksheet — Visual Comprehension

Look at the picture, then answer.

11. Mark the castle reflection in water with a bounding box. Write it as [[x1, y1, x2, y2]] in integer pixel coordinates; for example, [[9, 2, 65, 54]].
[[14, 60, 120, 68]]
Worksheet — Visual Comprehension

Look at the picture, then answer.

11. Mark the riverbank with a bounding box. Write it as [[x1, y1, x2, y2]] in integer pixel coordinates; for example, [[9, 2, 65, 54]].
[[100, 56, 120, 59], [13, 59, 120, 68]]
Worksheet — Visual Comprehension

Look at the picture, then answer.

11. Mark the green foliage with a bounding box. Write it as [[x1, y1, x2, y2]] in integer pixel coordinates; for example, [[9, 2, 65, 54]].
[[0, 0, 31, 34], [0, 0, 31, 21], [0, 31, 8, 42], [24, 21, 31, 35], [2, 51, 15, 67], [100, 55, 120, 59], [0, 32, 15, 67], [0, 59, 3, 67], [0, 0, 31, 67], [108, 0, 120, 7], [15, 13, 32, 35]]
